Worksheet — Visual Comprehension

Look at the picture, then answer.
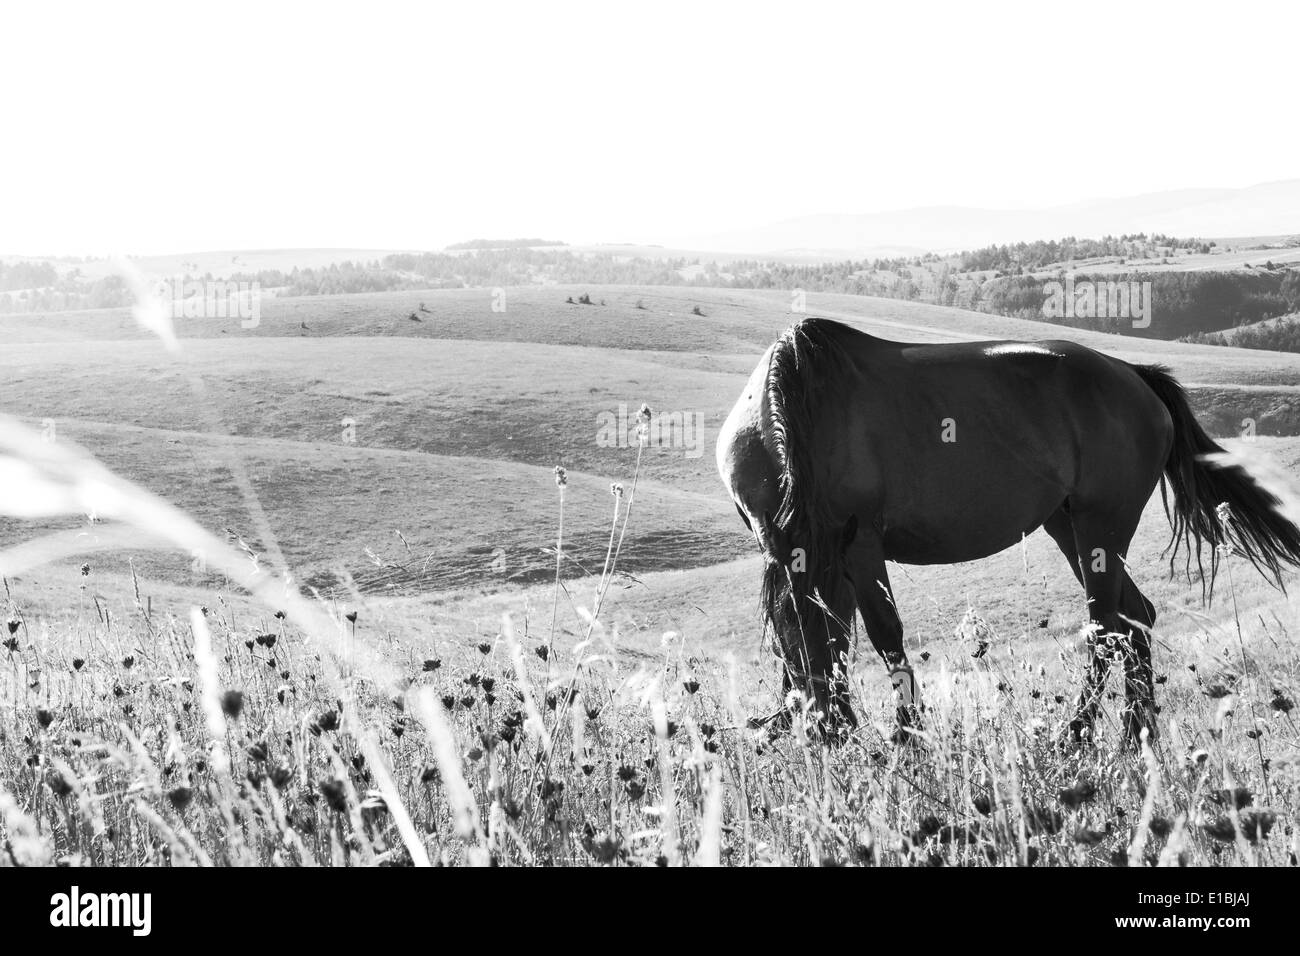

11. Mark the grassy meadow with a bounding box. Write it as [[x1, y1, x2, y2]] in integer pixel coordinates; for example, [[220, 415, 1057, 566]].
[[2, 285, 1299, 866]]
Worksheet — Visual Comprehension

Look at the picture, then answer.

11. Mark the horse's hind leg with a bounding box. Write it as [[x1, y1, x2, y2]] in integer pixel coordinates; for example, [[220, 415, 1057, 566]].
[[1047, 502, 1144, 742], [1118, 574, 1158, 744], [846, 536, 919, 742], [1042, 507, 1110, 739]]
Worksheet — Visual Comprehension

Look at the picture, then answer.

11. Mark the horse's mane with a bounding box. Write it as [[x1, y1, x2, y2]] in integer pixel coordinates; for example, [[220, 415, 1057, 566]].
[[759, 318, 858, 674]]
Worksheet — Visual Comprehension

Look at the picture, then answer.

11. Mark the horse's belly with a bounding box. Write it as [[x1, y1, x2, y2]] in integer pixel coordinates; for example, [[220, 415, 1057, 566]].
[[881, 489, 1063, 565]]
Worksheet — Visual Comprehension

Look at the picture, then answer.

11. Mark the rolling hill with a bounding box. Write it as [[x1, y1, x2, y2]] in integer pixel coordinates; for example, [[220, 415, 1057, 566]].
[[5, 283, 1300, 657]]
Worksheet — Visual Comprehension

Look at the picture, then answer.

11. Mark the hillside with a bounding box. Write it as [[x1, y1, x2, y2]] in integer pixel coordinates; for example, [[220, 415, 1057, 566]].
[[7, 284, 1300, 609]]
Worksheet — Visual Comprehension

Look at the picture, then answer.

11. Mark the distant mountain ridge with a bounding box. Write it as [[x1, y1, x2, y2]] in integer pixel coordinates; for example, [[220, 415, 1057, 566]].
[[681, 180, 1300, 257]]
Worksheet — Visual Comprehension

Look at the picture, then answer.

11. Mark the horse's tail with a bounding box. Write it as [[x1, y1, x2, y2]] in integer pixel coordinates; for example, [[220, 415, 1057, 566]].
[[760, 319, 856, 689], [1133, 362, 1300, 594]]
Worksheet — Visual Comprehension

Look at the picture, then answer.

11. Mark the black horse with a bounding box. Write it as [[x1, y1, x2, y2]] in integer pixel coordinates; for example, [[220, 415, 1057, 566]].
[[717, 317, 1300, 744]]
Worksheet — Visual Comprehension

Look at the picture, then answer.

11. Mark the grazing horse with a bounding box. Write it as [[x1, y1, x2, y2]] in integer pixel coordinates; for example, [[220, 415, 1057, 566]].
[[717, 317, 1300, 744]]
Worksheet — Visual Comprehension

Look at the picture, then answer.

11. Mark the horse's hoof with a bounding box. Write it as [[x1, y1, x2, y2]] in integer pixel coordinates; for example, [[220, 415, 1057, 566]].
[[1065, 714, 1096, 747], [746, 708, 791, 733]]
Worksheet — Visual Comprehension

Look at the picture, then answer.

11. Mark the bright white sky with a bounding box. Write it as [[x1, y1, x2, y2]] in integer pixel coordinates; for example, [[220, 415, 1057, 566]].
[[2, 0, 1297, 256]]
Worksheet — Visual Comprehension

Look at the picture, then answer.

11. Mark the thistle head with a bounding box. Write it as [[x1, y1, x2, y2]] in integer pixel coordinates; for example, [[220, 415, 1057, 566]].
[[636, 404, 652, 445]]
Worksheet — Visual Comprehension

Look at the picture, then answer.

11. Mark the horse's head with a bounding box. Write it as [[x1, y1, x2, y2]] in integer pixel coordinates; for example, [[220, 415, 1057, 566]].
[[759, 511, 859, 732]]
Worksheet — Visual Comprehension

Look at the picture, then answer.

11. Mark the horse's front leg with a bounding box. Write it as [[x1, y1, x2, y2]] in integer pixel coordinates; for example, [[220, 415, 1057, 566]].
[[847, 537, 921, 743]]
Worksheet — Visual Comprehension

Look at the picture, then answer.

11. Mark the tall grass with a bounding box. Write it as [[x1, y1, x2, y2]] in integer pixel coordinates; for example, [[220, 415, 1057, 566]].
[[1, 409, 1298, 865]]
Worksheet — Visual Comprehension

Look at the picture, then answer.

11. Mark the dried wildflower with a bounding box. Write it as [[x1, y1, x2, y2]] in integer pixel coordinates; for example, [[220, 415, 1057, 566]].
[[220, 690, 245, 719], [72, 658, 84, 671], [535, 645, 549, 662], [1024, 806, 1063, 835], [319, 779, 348, 813], [611, 482, 624, 498], [6, 619, 19, 635], [588, 833, 624, 864], [915, 815, 942, 839], [1148, 816, 1172, 838], [345, 611, 358, 624], [121, 655, 134, 669], [422, 658, 441, 672], [1271, 689, 1295, 713], [1203, 811, 1275, 843], [476, 641, 492, 656], [683, 679, 699, 695], [1058, 779, 1097, 809], [1211, 787, 1253, 810], [79, 563, 90, 576], [538, 778, 563, 801], [554, 465, 567, 488], [312, 709, 340, 733], [1073, 825, 1109, 847], [35, 708, 55, 729], [167, 786, 194, 811], [636, 404, 652, 444]]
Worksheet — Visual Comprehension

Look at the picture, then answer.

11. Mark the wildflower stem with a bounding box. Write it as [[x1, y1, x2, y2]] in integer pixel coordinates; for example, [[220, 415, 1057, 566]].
[[546, 482, 565, 663]]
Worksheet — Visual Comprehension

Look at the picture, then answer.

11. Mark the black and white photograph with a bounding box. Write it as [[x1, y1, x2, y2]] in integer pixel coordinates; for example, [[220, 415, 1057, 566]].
[[1, 0, 1296, 929]]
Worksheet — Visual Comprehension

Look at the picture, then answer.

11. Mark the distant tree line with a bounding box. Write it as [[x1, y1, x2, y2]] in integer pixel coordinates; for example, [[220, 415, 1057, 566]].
[[980, 270, 1300, 338], [0, 266, 131, 313], [959, 233, 1210, 273], [1183, 317, 1300, 353], [0, 259, 59, 291]]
